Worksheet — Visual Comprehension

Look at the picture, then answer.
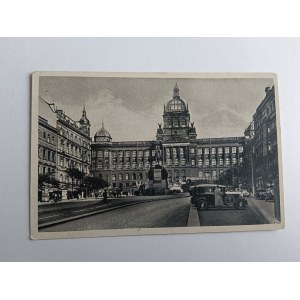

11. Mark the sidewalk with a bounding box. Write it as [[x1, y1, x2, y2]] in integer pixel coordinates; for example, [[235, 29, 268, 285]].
[[39, 193, 190, 205], [247, 196, 275, 224], [38, 197, 103, 205]]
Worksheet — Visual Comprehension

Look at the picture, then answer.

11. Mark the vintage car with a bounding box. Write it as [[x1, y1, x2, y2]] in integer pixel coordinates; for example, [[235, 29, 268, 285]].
[[264, 188, 274, 201], [190, 184, 247, 210], [255, 188, 274, 201], [255, 188, 267, 200]]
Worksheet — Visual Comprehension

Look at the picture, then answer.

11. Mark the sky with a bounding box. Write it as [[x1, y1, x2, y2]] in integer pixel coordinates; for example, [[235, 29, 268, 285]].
[[39, 76, 274, 141]]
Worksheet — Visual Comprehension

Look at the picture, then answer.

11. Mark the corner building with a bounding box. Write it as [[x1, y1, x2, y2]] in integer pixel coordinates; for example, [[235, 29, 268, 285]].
[[39, 97, 92, 200], [91, 84, 245, 192], [252, 86, 278, 189]]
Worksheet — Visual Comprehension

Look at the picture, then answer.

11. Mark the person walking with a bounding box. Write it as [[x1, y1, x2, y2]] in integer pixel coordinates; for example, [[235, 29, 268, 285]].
[[103, 189, 108, 203]]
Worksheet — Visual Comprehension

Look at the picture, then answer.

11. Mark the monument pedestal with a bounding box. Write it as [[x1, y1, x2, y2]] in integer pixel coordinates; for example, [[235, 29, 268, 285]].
[[148, 165, 168, 195]]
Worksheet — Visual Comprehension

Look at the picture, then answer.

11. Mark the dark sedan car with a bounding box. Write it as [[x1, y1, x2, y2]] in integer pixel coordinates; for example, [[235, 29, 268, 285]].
[[190, 184, 247, 211]]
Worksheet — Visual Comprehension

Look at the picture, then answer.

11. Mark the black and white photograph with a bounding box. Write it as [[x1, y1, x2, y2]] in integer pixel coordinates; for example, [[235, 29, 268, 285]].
[[31, 72, 284, 239]]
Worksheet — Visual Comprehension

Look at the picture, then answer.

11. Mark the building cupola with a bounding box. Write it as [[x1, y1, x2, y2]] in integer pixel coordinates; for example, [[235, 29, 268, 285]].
[[94, 122, 112, 144]]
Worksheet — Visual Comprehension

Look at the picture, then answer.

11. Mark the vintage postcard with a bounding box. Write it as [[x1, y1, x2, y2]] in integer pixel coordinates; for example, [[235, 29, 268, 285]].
[[30, 72, 284, 239]]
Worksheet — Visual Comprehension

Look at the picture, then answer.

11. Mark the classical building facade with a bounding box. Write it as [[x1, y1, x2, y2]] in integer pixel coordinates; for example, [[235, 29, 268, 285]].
[[38, 97, 92, 200], [243, 85, 278, 192], [38, 116, 58, 177], [91, 84, 245, 193], [252, 86, 278, 189]]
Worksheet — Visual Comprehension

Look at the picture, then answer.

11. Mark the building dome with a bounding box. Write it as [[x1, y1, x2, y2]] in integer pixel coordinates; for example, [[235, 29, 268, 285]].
[[94, 123, 112, 142], [166, 98, 187, 112], [165, 83, 187, 112]]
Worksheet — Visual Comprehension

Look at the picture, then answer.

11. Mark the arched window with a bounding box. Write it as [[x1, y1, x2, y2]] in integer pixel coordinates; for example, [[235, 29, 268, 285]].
[[112, 174, 116, 181], [119, 174, 123, 181], [139, 173, 143, 180], [132, 173, 136, 180], [125, 173, 129, 180]]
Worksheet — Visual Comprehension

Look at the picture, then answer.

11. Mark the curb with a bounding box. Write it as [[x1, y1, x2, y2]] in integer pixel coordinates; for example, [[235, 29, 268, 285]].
[[187, 204, 201, 227]]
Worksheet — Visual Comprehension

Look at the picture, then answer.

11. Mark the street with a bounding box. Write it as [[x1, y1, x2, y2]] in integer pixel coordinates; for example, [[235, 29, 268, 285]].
[[197, 196, 275, 226], [40, 194, 191, 232], [38, 193, 275, 232]]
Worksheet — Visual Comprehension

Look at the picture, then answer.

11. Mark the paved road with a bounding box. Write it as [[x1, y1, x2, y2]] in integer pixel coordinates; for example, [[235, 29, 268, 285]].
[[197, 199, 270, 226], [40, 196, 191, 232]]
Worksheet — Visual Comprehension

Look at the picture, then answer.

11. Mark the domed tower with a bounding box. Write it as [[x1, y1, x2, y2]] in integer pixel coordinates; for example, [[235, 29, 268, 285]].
[[156, 83, 197, 141], [94, 122, 112, 144], [79, 105, 91, 136]]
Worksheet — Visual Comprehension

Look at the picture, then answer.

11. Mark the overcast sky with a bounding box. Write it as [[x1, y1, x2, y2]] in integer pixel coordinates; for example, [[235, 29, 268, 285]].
[[39, 76, 274, 141]]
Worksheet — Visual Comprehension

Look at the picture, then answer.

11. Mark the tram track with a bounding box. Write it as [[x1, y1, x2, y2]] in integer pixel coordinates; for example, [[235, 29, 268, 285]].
[[38, 195, 189, 229]]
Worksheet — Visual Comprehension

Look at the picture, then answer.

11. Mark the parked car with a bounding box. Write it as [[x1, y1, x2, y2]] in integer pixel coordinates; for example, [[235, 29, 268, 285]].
[[265, 188, 274, 201], [241, 190, 250, 197], [255, 189, 267, 200], [190, 184, 247, 211], [170, 186, 183, 193]]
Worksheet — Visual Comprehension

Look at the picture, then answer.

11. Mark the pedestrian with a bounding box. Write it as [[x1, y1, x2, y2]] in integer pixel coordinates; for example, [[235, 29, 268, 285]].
[[214, 186, 223, 208], [103, 189, 108, 203]]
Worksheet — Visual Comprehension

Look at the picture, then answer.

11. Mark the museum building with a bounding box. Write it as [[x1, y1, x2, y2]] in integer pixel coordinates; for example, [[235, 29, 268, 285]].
[[91, 84, 245, 192]]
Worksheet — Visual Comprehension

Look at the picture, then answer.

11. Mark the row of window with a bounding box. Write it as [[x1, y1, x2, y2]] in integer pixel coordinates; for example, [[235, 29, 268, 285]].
[[59, 127, 90, 149], [38, 147, 56, 162], [91, 146, 244, 159], [198, 170, 218, 180], [92, 161, 154, 170], [165, 117, 187, 127], [111, 173, 145, 181], [39, 166, 55, 175], [255, 100, 275, 129], [59, 156, 88, 173], [190, 146, 243, 155], [58, 174, 80, 185], [59, 140, 90, 161], [39, 130, 56, 145], [92, 150, 154, 158], [93, 156, 244, 170], [166, 157, 243, 166]]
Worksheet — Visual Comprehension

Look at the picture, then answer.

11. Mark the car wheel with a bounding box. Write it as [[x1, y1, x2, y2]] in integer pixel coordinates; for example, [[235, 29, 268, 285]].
[[197, 198, 208, 211], [224, 195, 235, 207], [235, 199, 247, 210]]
